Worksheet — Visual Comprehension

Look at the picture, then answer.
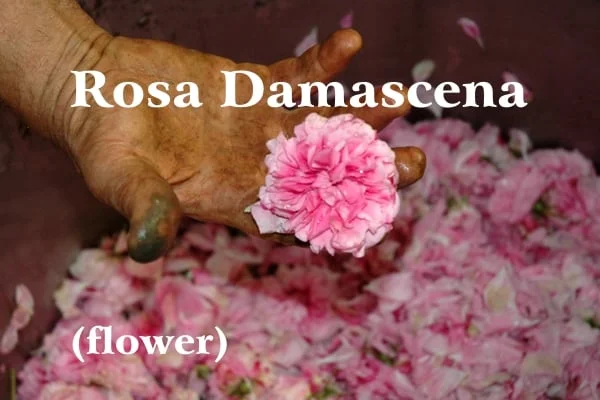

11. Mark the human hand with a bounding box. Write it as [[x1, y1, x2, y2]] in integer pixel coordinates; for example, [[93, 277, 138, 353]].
[[44, 29, 426, 262]]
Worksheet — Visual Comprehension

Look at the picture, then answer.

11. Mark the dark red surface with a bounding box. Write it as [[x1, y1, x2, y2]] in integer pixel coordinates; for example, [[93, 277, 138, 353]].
[[1, 0, 599, 394]]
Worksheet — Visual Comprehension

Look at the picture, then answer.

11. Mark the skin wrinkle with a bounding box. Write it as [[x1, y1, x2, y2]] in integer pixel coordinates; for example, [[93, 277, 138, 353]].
[[56, 33, 115, 141], [61, 51, 116, 154], [49, 30, 106, 113]]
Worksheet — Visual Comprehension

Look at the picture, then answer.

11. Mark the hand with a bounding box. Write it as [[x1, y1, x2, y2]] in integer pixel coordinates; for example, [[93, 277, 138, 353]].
[[50, 29, 426, 262]]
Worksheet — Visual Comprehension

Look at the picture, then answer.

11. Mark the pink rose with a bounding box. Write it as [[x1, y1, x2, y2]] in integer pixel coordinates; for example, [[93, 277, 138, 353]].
[[251, 113, 400, 257]]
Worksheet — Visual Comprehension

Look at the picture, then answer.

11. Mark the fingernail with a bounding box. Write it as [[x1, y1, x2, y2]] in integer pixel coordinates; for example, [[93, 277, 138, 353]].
[[396, 146, 427, 189], [128, 196, 178, 263]]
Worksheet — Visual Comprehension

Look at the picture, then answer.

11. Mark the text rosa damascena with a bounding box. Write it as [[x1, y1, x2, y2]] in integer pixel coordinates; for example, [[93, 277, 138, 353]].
[[70, 70, 528, 110]]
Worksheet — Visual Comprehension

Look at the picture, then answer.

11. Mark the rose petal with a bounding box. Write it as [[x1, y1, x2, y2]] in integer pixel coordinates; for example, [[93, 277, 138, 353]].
[[412, 59, 436, 82], [339, 11, 353, 28], [457, 17, 484, 48], [294, 26, 318, 57], [0, 325, 18, 354], [15, 284, 34, 315], [502, 71, 534, 102]]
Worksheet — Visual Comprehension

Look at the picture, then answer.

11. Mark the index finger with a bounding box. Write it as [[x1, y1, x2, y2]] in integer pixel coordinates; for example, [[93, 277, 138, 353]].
[[269, 29, 363, 101]]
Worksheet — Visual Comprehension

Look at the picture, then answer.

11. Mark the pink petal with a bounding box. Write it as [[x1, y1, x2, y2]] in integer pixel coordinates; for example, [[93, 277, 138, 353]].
[[457, 17, 484, 48], [269, 377, 311, 399], [7, 284, 35, 331], [53, 280, 87, 317], [366, 272, 414, 305], [508, 128, 532, 158], [0, 325, 18, 354], [10, 307, 33, 330], [37, 383, 108, 400], [502, 71, 534, 102], [420, 366, 468, 398], [488, 162, 547, 223], [124, 257, 164, 279], [164, 257, 201, 273], [411, 59, 436, 82], [484, 268, 516, 312], [15, 284, 34, 315], [250, 203, 288, 234], [294, 27, 318, 57], [113, 230, 128, 254], [520, 353, 562, 376], [270, 337, 310, 367], [339, 11, 354, 29]]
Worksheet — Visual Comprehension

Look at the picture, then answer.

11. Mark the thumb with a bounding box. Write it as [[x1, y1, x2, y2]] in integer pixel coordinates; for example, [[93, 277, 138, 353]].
[[84, 155, 182, 263]]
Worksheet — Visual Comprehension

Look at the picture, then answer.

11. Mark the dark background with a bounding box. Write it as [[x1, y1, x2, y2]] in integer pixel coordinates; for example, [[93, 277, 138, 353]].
[[1, 0, 599, 393]]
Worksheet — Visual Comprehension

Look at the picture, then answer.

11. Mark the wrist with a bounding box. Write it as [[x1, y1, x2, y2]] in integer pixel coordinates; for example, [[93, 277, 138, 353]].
[[0, 1, 112, 147], [39, 22, 114, 150]]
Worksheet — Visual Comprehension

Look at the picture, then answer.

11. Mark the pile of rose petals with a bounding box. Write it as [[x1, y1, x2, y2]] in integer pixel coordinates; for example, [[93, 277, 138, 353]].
[[18, 118, 600, 400]]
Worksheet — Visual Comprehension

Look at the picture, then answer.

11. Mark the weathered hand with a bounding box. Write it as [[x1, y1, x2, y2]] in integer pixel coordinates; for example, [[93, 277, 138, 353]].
[[54, 29, 425, 262]]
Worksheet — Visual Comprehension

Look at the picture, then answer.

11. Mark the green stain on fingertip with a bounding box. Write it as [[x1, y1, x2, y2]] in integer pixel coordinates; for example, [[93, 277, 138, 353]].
[[128, 196, 174, 263]]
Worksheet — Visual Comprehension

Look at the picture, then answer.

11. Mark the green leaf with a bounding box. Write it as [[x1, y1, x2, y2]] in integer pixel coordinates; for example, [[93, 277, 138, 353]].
[[446, 196, 469, 212], [480, 155, 500, 169], [509, 148, 523, 159], [370, 346, 397, 366], [195, 364, 212, 379], [532, 198, 550, 218], [228, 378, 252, 398], [585, 317, 600, 330], [311, 383, 340, 399]]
